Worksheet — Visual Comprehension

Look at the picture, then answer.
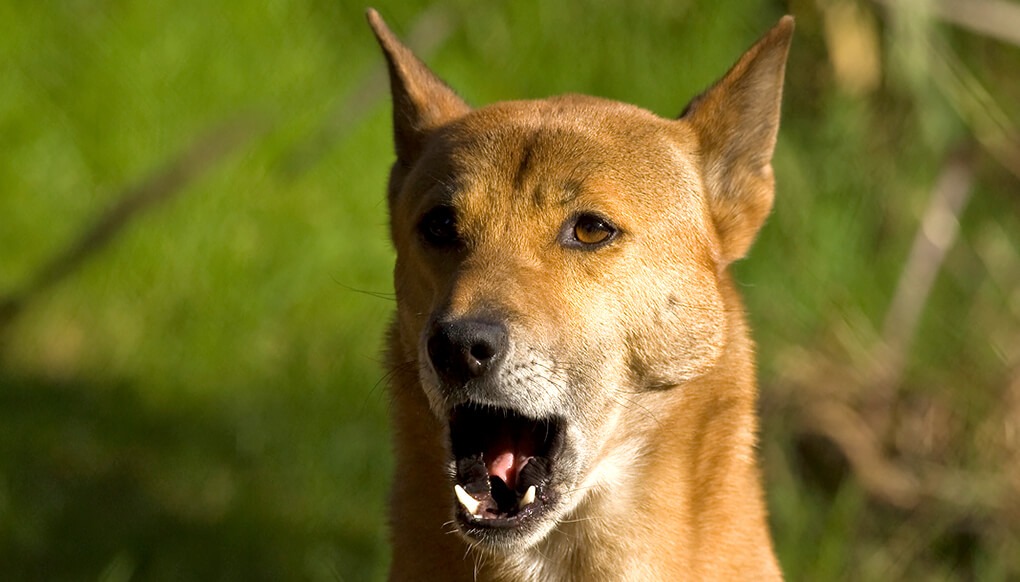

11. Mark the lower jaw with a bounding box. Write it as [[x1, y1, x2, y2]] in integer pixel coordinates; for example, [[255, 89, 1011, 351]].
[[452, 481, 555, 534], [454, 486, 578, 554], [454, 510, 557, 550]]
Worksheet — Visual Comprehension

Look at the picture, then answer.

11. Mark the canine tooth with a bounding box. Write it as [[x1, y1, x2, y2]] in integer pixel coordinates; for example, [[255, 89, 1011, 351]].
[[455, 484, 481, 515], [519, 485, 536, 509]]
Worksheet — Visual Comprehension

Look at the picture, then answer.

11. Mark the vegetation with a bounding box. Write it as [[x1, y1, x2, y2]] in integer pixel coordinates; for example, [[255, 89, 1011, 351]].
[[1, 0, 1017, 579]]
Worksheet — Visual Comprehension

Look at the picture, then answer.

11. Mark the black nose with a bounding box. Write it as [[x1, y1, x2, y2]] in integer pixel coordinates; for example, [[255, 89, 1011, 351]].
[[427, 319, 508, 385]]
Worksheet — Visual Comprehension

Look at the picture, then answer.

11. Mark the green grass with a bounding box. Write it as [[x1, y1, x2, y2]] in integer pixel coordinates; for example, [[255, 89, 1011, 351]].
[[2, 0, 1018, 580]]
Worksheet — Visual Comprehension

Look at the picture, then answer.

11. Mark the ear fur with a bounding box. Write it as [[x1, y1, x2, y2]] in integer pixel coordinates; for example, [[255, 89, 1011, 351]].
[[366, 8, 470, 164], [681, 16, 794, 264]]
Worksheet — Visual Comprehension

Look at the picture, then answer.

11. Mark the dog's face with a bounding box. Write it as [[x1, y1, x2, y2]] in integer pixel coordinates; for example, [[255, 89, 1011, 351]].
[[369, 10, 792, 552], [392, 100, 726, 548]]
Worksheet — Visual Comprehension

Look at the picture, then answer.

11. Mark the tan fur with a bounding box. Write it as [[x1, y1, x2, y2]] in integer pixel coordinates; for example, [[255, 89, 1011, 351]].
[[367, 9, 793, 581]]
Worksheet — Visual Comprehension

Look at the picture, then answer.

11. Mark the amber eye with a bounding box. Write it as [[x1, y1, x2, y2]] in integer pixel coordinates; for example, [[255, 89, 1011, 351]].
[[569, 213, 617, 248], [418, 206, 460, 248]]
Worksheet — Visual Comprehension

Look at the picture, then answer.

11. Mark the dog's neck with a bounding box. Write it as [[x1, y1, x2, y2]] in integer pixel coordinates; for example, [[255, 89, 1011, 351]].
[[386, 275, 779, 581]]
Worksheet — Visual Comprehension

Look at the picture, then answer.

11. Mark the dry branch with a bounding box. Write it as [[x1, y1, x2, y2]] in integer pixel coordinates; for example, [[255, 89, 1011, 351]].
[[874, 147, 975, 392], [793, 148, 988, 511], [934, 0, 1020, 47], [0, 114, 268, 336], [281, 6, 455, 178]]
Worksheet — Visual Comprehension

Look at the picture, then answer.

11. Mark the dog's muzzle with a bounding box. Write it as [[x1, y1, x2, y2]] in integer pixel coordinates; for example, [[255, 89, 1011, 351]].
[[424, 317, 566, 537]]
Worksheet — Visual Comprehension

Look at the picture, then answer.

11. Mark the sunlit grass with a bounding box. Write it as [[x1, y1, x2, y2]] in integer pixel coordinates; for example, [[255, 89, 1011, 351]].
[[2, 0, 1018, 580]]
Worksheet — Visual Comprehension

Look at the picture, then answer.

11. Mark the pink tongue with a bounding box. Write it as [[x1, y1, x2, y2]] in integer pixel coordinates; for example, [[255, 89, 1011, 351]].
[[486, 431, 535, 490], [487, 451, 517, 488]]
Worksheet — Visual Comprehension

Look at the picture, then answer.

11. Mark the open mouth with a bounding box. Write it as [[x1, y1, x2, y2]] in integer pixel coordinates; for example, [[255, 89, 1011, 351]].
[[449, 403, 563, 530]]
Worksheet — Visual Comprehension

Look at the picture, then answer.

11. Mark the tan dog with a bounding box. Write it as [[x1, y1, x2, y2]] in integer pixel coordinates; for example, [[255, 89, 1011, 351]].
[[367, 9, 793, 581]]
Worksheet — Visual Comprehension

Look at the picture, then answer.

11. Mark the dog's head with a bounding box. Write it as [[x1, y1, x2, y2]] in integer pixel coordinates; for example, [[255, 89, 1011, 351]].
[[368, 9, 792, 552]]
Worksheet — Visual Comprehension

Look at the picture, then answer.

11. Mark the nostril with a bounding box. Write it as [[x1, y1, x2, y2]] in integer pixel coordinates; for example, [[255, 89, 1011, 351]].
[[469, 341, 497, 363], [465, 340, 498, 377]]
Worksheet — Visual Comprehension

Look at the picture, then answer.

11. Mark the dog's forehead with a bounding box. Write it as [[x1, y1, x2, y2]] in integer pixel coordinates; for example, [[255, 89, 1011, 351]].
[[419, 96, 701, 209], [448, 96, 686, 165]]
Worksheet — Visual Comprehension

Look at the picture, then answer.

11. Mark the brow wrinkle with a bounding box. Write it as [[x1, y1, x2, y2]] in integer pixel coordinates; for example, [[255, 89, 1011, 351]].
[[513, 140, 535, 192]]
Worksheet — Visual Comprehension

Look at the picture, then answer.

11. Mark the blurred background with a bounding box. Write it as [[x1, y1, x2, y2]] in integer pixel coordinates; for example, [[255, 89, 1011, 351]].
[[2, 0, 1018, 579]]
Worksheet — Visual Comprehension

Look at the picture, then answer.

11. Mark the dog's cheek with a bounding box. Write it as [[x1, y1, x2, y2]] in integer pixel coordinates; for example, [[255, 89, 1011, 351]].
[[625, 278, 728, 388]]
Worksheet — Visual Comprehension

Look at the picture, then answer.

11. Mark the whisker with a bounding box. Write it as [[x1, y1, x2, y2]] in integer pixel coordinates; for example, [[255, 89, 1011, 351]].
[[556, 514, 602, 525], [330, 276, 396, 302]]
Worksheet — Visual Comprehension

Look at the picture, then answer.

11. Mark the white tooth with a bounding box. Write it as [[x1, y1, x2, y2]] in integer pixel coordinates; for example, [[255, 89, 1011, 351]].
[[455, 484, 481, 515], [519, 485, 536, 509]]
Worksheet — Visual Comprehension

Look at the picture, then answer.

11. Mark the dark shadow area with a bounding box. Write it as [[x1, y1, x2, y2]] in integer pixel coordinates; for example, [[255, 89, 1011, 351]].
[[0, 372, 381, 581]]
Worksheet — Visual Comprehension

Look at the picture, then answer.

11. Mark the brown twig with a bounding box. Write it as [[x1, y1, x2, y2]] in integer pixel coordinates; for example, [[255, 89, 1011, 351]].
[[805, 399, 921, 507], [792, 147, 978, 511], [280, 6, 456, 178], [927, 34, 1020, 182], [872, 0, 1020, 48], [873, 146, 975, 392], [873, 0, 1020, 181], [934, 0, 1020, 47], [0, 114, 269, 336]]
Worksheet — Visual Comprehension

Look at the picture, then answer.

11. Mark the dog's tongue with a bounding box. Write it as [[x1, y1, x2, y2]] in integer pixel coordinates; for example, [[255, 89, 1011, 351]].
[[485, 430, 535, 490]]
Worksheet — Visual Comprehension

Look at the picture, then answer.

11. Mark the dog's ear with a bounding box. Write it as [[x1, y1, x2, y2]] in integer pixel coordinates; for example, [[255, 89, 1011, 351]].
[[366, 9, 470, 164], [680, 16, 794, 264]]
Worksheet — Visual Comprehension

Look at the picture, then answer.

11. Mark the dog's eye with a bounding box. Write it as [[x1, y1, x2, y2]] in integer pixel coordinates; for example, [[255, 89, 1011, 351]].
[[569, 214, 617, 247], [418, 206, 461, 248]]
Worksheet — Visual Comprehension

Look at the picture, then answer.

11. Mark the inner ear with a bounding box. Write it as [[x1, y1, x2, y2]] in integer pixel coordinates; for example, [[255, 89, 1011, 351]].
[[680, 16, 794, 264], [366, 9, 471, 165]]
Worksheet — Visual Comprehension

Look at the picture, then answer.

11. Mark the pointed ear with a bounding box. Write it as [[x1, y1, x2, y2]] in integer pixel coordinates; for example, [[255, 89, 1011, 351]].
[[366, 9, 470, 164], [681, 16, 794, 264]]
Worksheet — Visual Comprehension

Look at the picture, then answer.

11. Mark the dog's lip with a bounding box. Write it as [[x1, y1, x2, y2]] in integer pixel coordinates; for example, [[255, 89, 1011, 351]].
[[448, 403, 563, 530]]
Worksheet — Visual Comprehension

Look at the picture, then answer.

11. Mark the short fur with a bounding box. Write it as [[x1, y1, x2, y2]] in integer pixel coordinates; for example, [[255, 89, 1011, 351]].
[[366, 9, 793, 581]]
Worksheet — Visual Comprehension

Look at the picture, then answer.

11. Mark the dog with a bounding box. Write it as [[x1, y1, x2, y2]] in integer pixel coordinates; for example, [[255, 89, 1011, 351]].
[[366, 9, 793, 580]]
